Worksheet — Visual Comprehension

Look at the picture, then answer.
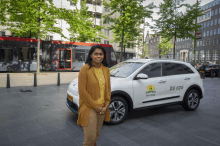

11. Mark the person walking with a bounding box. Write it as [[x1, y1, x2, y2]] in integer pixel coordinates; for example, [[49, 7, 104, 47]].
[[77, 45, 111, 146]]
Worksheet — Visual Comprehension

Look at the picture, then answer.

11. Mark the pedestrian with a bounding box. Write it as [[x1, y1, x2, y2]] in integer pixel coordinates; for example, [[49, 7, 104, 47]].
[[77, 45, 111, 146]]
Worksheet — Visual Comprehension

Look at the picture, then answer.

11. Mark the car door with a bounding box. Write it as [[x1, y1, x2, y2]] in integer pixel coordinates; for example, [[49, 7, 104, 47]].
[[133, 62, 168, 108], [162, 62, 194, 102]]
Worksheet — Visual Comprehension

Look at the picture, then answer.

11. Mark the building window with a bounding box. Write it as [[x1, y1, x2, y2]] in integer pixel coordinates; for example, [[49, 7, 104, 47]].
[[210, 30, 213, 36], [46, 35, 53, 41], [206, 50, 211, 61], [219, 18, 220, 24], [207, 21, 210, 27], [104, 29, 109, 35], [213, 49, 219, 62], [212, 10, 214, 16], [203, 40, 206, 46], [199, 50, 204, 62], [70, 1, 76, 6], [214, 29, 217, 35], [200, 23, 203, 29], [211, 20, 213, 26], [104, 40, 109, 44], [200, 41, 202, 46], [203, 31, 206, 37], [204, 22, 206, 28], [0, 31, 6, 36], [213, 39, 217, 45], [105, 8, 110, 12], [206, 40, 209, 46], [197, 41, 199, 47], [209, 40, 212, 45], [207, 30, 209, 36], [215, 19, 217, 25], [215, 9, 218, 15], [105, 18, 110, 24], [218, 28, 220, 34]]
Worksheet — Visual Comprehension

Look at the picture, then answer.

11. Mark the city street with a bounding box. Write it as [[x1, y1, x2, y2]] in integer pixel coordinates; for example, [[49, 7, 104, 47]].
[[0, 77, 220, 146]]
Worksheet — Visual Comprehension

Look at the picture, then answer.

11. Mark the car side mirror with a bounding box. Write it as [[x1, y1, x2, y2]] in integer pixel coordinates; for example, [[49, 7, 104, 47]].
[[135, 73, 148, 80]]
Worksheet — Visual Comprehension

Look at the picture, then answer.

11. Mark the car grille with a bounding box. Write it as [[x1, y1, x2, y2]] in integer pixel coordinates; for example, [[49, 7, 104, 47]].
[[67, 98, 78, 112]]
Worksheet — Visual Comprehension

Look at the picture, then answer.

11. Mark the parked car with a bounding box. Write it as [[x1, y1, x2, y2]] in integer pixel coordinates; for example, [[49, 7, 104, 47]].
[[66, 59, 204, 125], [197, 64, 219, 77]]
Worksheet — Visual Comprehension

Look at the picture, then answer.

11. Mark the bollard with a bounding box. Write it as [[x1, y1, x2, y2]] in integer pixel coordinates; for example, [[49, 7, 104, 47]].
[[34, 73, 37, 87], [6, 73, 10, 88], [57, 72, 60, 86], [211, 70, 213, 79]]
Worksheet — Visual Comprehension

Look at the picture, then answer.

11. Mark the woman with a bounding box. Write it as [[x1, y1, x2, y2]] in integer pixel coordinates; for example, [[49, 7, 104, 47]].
[[77, 45, 111, 146]]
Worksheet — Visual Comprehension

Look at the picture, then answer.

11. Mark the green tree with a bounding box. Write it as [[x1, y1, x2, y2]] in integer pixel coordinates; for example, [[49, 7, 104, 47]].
[[67, 0, 106, 42], [151, 0, 203, 59], [157, 38, 173, 58], [142, 43, 149, 58], [0, 0, 80, 73], [103, 0, 155, 62]]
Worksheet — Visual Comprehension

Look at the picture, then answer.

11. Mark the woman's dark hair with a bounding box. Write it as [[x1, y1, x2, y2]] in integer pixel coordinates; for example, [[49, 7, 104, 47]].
[[85, 45, 109, 69]]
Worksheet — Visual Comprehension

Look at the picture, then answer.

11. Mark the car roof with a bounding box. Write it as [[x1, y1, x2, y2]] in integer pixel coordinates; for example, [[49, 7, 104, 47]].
[[124, 59, 185, 63]]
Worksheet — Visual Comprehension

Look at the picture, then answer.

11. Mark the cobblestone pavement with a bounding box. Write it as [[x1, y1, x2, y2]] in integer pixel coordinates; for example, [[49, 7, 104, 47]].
[[0, 77, 220, 146]]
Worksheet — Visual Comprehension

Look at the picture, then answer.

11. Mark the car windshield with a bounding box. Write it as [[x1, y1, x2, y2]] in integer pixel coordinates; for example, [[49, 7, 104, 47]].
[[109, 62, 145, 78]]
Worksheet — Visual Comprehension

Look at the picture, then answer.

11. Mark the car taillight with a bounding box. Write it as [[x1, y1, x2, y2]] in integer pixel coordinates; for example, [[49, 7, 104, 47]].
[[52, 61, 55, 63], [209, 68, 211, 70]]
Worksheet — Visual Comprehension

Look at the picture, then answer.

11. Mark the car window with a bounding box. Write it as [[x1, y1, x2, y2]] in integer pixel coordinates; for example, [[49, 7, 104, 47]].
[[139, 63, 162, 78], [164, 63, 184, 76], [109, 62, 144, 78], [181, 64, 194, 74]]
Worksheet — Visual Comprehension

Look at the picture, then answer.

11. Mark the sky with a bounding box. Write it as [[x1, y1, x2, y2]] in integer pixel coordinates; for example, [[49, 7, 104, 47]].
[[142, 0, 214, 35]]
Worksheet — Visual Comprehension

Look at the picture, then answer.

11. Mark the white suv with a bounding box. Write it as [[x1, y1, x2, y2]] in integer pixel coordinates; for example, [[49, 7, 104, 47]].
[[66, 59, 204, 125]]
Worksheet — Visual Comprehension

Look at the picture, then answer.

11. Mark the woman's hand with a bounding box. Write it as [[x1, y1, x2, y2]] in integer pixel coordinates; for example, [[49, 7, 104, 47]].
[[95, 107, 103, 113], [100, 107, 107, 115]]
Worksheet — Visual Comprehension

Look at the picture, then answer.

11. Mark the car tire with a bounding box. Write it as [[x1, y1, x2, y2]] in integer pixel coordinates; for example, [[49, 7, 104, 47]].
[[182, 89, 200, 111], [107, 96, 128, 125]]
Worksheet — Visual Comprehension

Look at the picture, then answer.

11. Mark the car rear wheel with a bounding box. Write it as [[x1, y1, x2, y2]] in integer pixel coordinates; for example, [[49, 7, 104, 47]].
[[182, 89, 200, 111], [108, 96, 128, 125]]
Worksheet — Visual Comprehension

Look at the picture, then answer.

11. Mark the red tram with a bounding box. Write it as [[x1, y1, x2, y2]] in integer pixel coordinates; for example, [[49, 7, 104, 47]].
[[0, 36, 117, 72]]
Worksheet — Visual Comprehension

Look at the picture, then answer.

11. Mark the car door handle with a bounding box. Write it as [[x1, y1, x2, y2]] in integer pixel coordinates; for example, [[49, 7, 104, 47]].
[[184, 77, 190, 80], [158, 80, 166, 83]]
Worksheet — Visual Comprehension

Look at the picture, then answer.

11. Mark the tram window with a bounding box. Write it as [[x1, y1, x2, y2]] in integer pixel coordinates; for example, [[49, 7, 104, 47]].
[[0, 49, 5, 61], [18, 48, 24, 61], [0, 49, 13, 61], [75, 53, 85, 62], [28, 48, 37, 60]]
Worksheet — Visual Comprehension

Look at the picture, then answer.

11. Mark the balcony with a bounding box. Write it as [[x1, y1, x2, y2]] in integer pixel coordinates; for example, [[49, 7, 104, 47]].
[[86, 3, 102, 14], [89, 18, 101, 26]]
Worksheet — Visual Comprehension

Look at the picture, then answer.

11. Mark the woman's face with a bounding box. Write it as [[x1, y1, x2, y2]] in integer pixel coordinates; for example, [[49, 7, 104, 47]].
[[90, 48, 104, 64]]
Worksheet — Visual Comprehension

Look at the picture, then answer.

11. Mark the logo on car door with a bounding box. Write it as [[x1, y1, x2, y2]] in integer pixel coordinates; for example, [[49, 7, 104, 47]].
[[146, 85, 156, 96]]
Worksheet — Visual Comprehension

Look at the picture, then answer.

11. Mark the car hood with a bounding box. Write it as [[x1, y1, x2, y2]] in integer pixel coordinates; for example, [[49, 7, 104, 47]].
[[67, 77, 124, 97]]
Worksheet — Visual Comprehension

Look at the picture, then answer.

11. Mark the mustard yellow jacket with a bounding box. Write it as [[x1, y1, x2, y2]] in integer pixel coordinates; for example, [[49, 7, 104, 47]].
[[77, 63, 111, 127]]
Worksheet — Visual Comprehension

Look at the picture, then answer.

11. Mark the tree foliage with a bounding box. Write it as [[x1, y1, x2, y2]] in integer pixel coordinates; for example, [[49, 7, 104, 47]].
[[151, 0, 203, 40], [0, 0, 79, 39], [103, 0, 155, 61], [157, 38, 173, 56], [67, 0, 106, 42]]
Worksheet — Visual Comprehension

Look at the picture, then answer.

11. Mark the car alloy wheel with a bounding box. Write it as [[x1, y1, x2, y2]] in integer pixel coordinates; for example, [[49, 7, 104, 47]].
[[108, 97, 128, 125], [182, 89, 200, 111]]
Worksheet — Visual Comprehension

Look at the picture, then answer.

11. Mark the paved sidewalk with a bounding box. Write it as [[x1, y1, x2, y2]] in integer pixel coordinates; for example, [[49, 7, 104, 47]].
[[0, 78, 220, 146], [0, 72, 79, 88]]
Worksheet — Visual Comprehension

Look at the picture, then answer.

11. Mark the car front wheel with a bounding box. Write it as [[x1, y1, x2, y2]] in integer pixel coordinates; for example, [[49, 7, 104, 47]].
[[108, 96, 128, 125], [182, 89, 200, 111]]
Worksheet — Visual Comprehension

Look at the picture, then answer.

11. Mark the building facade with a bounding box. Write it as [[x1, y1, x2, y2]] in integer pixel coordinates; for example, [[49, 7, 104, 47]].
[[0, 0, 138, 60], [146, 31, 174, 59], [176, 0, 220, 64]]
